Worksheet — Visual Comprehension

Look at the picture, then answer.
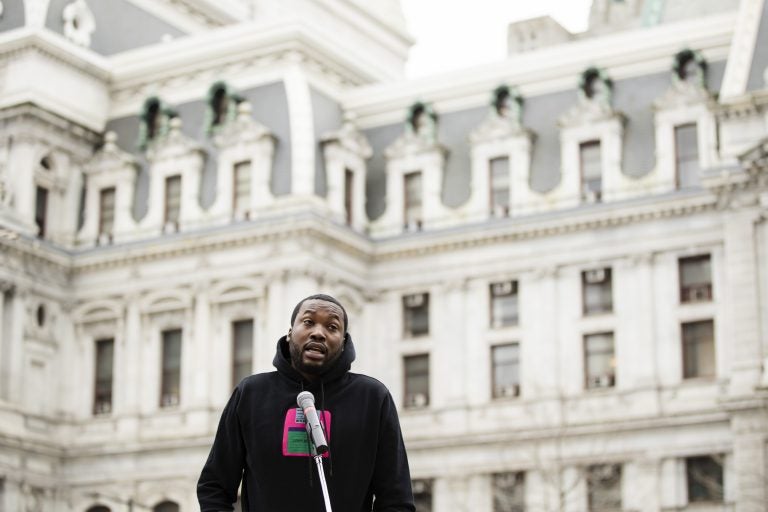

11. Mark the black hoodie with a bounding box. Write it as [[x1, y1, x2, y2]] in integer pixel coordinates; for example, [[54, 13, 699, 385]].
[[197, 334, 415, 511]]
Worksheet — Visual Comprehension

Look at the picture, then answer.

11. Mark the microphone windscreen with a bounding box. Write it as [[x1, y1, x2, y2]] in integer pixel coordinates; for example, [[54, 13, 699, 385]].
[[297, 391, 315, 409]]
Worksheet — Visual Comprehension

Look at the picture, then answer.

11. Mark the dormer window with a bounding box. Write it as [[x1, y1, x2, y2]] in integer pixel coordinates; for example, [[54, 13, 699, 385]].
[[404, 171, 423, 231]]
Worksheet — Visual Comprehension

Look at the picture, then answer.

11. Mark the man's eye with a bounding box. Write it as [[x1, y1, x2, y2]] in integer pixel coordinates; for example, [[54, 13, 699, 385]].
[[328, 324, 338, 331], [303, 319, 313, 326]]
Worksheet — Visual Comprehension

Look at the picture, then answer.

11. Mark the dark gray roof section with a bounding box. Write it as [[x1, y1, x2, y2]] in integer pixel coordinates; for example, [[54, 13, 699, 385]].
[[747, 0, 768, 91], [106, 81, 291, 220], [45, 0, 185, 55], [362, 60, 727, 217], [310, 88, 344, 197], [0, 0, 26, 32]]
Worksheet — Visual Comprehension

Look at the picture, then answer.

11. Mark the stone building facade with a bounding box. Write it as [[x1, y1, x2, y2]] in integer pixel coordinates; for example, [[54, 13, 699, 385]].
[[0, 0, 767, 511]]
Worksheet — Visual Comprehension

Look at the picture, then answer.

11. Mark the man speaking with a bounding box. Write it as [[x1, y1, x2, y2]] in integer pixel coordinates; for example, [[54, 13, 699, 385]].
[[198, 294, 415, 511]]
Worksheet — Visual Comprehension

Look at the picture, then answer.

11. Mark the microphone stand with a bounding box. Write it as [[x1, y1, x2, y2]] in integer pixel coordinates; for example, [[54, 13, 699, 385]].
[[308, 433, 333, 512]]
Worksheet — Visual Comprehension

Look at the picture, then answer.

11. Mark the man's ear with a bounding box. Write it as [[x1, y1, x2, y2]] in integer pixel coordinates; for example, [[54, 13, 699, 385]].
[[287, 328, 292, 341]]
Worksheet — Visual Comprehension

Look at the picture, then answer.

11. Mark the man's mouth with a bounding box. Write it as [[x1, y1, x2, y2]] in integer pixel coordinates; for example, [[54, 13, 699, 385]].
[[303, 343, 326, 361]]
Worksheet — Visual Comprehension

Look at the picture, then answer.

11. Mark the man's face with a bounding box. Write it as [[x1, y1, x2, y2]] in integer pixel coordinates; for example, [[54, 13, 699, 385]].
[[288, 299, 345, 378]]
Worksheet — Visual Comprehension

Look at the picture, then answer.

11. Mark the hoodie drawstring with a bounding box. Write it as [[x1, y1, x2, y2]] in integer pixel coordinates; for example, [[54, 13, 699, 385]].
[[320, 380, 333, 477]]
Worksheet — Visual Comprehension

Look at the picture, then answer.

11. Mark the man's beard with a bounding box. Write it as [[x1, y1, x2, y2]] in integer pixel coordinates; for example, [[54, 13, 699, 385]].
[[288, 341, 343, 376]]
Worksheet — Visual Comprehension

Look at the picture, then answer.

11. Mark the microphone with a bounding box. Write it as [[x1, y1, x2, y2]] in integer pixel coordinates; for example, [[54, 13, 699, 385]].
[[297, 391, 328, 454]]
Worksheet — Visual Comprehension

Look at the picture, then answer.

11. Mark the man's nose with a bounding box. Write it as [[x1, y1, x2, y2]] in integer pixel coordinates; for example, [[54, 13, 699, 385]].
[[309, 326, 326, 340]]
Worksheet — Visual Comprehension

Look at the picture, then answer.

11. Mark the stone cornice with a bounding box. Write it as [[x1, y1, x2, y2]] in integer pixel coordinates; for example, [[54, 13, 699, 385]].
[[0, 28, 111, 81], [372, 192, 719, 262]]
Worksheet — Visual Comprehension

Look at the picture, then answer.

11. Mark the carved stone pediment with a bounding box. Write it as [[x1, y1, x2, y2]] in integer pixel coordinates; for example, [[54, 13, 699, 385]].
[[653, 80, 715, 111], [85, 132, 138, 176], [469, 111, 532, 144], [213, 102, 275, 149], [384, 131, 447, 160], [558, 98, 623, 127], [321, 120, 372, 158], [146, 117, 204, 163]]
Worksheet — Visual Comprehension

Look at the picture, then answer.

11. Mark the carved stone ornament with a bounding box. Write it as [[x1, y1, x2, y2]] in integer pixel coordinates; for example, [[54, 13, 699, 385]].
[[62, 0, 96, 48], [559, 67, 621, 127], [469, 85, 530, 143], [213, 101, 275, 149], [320, 117, 372, 158], [384, 102, 446, 159], [146, 117, 204, 163], [654, 50, 714, 110], [85, 131, 139, 176]]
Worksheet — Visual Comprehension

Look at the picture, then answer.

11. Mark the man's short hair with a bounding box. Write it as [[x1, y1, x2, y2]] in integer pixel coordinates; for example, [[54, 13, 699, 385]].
[[290, 294, 349, 334]]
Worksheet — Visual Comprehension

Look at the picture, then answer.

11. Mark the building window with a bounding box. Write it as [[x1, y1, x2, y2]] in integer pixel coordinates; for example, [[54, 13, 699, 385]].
[[679, 254, 712, 303], [584, 332, 616, 389], [404, 354, 429, 408], [586, 464, 622, 512], [160, 329, 182, 407], [674, 124, 700, 189], [93, 338, 114, 415], [686, 455, 724, 504], [164, 175, 181, 230], [404, 171, 423, 231], [490, 281, 518, 328], [493, 472, 525, 512], [35, 185, 49, 238], [153, 501, 180, 512], [490, 156, 510, 217], [412, 479, 433, 512], [403, 293, 429, 337], [233, 160, 251, 218], [98, 187, 116, 240], [682, 320, 715, 379], [582, 268, 612, 315], [492, 343, 520, 398], [580, 141, 602, 203], [344, 168, 354, 226], [232, 319, 253, 388]]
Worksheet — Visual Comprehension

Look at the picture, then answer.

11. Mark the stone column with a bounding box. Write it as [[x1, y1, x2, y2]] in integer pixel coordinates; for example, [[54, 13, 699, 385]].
[[731, 408, 768, 512]]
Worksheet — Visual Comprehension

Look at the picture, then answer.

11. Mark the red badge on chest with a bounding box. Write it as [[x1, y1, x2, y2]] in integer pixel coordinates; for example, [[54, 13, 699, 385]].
[[282, 407, 332, 457]]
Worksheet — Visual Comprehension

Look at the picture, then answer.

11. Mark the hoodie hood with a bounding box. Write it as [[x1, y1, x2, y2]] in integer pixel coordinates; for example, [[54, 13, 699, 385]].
[[272, 333, 357, 385]]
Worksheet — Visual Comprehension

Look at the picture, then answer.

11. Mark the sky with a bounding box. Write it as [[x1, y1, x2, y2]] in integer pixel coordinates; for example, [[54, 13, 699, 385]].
[[401, 0, 594, 78]]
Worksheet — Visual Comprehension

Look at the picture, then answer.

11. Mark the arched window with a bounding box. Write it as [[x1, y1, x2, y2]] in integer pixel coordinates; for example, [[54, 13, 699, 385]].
[[206, 82, 244, 134], [86, 506, 111, 512], [138, 97, 176, 150], [153, 500, 179, 512], [673, 49, 706, 87]]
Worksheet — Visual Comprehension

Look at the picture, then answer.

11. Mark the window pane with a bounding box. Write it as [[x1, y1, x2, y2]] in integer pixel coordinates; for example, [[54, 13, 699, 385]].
[[490, 157, 510, 216], [404, 354, 429, 408], [164, 175, 182, 225], [580, 141, 602, 201], [232, 319, 253, 388], [233, 161, 251, 215], [492, 344, 520, 398], [686, 455, 724, 503], [403, 294, 429, 337], [344, 168, 354, 225], [493, 472, 524, 512], [35, 186, 48, 237], [161, 329, 182, 407], [94, 338, 114, 415], [587, 464, 622, 511], [490, 281, 518, 327], [585, 332, 615, 389], [675, 124, 700, 188], [412, 479, 432, 512], [682, 320, 715, 379], [679, 255, 712, 302], [404, 172, 423, 229], [99, 187, 116, 236], [583, 268, 613, 315]]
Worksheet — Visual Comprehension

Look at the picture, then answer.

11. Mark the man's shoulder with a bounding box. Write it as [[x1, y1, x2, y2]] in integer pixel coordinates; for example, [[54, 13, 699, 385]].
[[346, 372, 392, 396], [237, 371, 279, 391]]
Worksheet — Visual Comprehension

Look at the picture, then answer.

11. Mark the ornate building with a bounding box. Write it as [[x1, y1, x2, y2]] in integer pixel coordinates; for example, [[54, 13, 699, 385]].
[[0, 0, 767, 510]]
